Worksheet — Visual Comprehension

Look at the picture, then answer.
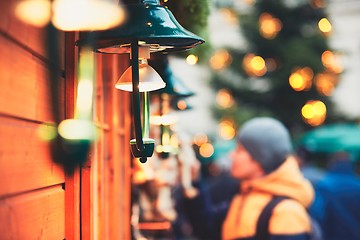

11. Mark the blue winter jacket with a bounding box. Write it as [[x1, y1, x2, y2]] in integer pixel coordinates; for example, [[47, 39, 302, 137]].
[[309, 160, 360, 240]]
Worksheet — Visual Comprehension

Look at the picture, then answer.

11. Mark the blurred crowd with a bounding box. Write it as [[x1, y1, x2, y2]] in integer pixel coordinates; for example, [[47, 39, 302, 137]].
[[131, 117, 360, 240]]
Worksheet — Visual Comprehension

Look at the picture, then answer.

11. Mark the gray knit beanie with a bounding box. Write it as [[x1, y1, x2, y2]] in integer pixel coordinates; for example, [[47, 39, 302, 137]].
[[237, 117, 293, 173]]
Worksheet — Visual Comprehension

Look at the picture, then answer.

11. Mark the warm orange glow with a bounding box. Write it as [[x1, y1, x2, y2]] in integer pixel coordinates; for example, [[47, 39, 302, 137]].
[[243, 54, 267, 77], [289, 72, 304, 91], [199, 143, 214, 158], [209, 49, 232, 71], [14, 0, 51, 27], [313, 101, 327, 115], [301, 100, 327, 126], [186, 54, 199, 65], [193, 134, 208, 146], [176, 100, 188, 110], [251, 56, 266, 71], [302, 104, 314, 119], [289, 67, 313, 91], [259, 13, 282, 39], [315, 72, 338, 96], [216, 89, 234, 108], [321, 50, 343, 73], [318, 18, 332, 33], [52, 0, 126, 31], [218, 119, 236, 140], [14, 0, 125, 30], [138, 221, 172, 230]]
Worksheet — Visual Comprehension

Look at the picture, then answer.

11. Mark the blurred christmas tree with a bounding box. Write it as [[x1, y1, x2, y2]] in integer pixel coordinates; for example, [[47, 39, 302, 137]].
[[210, 0, 345, 138]]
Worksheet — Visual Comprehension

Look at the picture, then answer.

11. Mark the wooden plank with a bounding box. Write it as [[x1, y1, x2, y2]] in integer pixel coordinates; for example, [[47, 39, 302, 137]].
[[113, 55, 132, 240], [0, 0, 65, 67], [64, 32, 81, 240], [0, 35, 65, 122], [0, 185, 65, 240], [0, 116, 65, 196], [65, 166, 81, 240]]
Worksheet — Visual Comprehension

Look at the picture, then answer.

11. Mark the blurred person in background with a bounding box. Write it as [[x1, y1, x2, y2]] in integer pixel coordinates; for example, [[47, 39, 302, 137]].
[[308, 151, 360, 240], [182, 117, 315, 240]]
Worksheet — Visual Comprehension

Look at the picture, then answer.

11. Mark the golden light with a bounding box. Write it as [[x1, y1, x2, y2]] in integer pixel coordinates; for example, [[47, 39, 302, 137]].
[[52, 0, 125, 31], [218, 119, 236, 140], [209, 49, 232, 71], [318, 18, 332, 33], [216, 89, 234, 108], [199, 143, 214, 158], [186, 54, 199, 65], [14, 0, 51, 27], [289, 67, 313, 91], [243, 54, 267, 77], [251, 56, 266, 71], [14, 0, 125, 30], [289, 72, 305, 91], [321, 50, 343, 73], [315, 72, 338, 96], [259, 13, 282, 39], [313, 101, 326, 116], [193, 133, 208, 146], [301, 104, 315, 119], [301, 100, 327, 126]]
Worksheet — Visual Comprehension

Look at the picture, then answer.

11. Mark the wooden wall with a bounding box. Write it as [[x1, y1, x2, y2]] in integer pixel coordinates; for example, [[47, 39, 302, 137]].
[[0, 0, 132, 239]]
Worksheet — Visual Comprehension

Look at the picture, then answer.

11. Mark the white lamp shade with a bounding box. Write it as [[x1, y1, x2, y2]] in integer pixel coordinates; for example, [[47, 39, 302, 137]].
[[115, 63, 166, 92]]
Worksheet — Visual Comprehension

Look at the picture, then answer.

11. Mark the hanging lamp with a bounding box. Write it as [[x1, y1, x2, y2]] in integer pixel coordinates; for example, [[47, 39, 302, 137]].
[[76, 0, 204, 163]]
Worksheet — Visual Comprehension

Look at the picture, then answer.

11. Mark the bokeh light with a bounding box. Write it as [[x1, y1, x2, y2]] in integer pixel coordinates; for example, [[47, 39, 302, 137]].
[[259, 13, 282, 39], [289, 67, 313, 91], [321, 50, 343, 74], [209, 49, 232, 71], [186, 54, 199, 65], [199, 143, 214, 158], [243, 54, 267, 77], [318, 18, 332, 34], [218, 119, 236, 140], [216, 89, 234, 108], [14, 0, 51, 27], [301, 100, 327, 126], [315, 72, 338, 96], [193, 133, 208, 146]]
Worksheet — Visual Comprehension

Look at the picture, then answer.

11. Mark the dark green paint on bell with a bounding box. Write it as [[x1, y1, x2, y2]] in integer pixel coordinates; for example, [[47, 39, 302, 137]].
[[77, 0, 204, 53]]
